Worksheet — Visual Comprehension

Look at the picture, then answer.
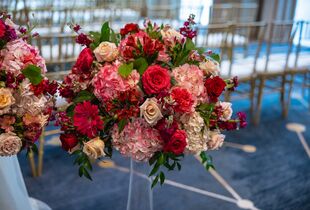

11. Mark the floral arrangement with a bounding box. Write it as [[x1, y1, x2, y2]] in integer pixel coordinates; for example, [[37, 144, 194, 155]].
[[57, 15, 246, 187], [0, 13, 57, 157]]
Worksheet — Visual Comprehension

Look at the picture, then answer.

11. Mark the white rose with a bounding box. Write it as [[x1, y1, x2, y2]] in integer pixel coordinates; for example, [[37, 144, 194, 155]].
[[140, 98, 163, 126], [0, 88, 15, 115], [207, 131, 225, 150], [0, 132, 22, 156], [219, 102, 233, 121], [83, 137, 106, 159], [93, 42, 118, 62], [199, 58, 220, 76]]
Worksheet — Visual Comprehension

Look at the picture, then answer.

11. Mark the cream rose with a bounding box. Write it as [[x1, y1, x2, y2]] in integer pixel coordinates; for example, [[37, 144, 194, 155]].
[[219, 102, 233, 121], [199, 58, 220, 76], [83, 137, 106, 159], [0, 132, 22, 156], [0, 88, 15, 115], [93, 42, 118, 62], [140, 98, 163, 126], [207, 131, 225, 150]]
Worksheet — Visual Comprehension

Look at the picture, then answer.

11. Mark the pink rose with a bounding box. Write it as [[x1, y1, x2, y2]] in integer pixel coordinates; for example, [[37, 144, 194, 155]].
[[0, 132, 22, 156], [94, 42, 118, 62]]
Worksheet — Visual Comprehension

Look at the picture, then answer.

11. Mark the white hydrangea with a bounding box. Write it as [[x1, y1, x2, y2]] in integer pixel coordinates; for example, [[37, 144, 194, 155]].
[[180, 111, 209, 154]]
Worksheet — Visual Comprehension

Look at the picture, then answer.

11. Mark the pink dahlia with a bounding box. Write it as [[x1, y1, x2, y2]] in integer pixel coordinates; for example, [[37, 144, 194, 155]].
[[112, 118, 163, 161], [0, 39, 46, 76], [73, 101, 103, 138], [172, 64, 206, 103], [92, 63, 140, 101]]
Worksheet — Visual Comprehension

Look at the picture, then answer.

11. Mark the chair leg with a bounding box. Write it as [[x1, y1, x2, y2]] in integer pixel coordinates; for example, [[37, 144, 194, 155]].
[[28, 150, 37, 177], [249, 79, 256, 119], [254, 76, 265, 126], [37, 130, 45, 176], [284, 74, 294, 118]]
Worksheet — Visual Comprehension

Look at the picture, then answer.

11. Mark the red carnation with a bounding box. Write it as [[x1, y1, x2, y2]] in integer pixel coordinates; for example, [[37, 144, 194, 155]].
[[73, 48, 93, 74], [163, 130, 187, 155], [60, 133, 79, 151], [120, 23, 139, 36], [142, 65, 171, 95], [171, 87, 194, 113], [0, 20, 6, 38], [73, 101, 103, 138], [204, 76, 226, 102]]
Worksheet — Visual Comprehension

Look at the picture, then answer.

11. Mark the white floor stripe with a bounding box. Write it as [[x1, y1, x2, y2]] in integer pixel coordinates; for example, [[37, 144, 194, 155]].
[[286, 123, 310, 158], [297, 132, 310, 158], [224, 142, 257, 153]]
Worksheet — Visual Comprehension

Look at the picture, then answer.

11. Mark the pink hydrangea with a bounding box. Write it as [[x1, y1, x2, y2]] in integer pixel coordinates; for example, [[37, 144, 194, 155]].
[[112, 118, 163, 161], [0, 39, 47, 76], [172, 64, 207, 103], [92, 62, 140, 101]]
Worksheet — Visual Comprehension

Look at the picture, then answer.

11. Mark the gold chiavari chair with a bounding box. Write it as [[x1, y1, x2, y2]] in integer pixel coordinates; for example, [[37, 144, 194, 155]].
[[223, 22, 267, 120], [254, 21, 298, 125], [287, 20, 310, 110]]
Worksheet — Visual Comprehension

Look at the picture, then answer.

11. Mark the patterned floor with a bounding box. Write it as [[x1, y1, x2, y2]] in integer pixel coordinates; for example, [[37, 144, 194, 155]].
[[18, 89, 310, 210]]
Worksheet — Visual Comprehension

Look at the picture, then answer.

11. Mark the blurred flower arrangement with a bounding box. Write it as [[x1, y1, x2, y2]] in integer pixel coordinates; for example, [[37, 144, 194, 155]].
[[57, 14, 246, 187], [0, 13, 57, 157]]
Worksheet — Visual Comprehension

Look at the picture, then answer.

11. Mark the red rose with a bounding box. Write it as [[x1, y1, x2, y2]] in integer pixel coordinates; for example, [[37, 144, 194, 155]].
[[142, 65, 171, 95], [171, 87, 194, 113], [60, 133, 79, 151], [73, 48, 93, 74], [120, 23, 139, 36], [163, 130, 187, 155], [204, 76, 226, 102], [0, 20, 5, 38]]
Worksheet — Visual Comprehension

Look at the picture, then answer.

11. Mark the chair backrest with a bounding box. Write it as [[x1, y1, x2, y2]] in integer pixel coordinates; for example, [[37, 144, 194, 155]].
[[209, 3, 258, 24], [264, 21, 298, 73], [294, 20, 310, 69], [31, 33, 81, 79]]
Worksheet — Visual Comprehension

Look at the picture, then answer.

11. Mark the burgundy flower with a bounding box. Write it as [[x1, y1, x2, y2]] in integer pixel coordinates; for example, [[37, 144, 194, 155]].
[[0, 20, 5, 38], [73, 101, 103, 138], [205, 76, 226, 102], [75, 33, 92, 46], [60, 133, 79, 151], [72, 48, 93, 74], [237, 112, 247, 128], [163, 130, 187, 155], [155, 118, 179, 142], [120, 23, 139, 36]]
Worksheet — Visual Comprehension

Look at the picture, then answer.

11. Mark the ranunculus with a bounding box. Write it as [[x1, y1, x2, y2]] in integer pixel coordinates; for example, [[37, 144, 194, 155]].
[[83, 137, 105, 159], [171, 87, 195, 113], [0, 20, 5, 38], [93, 42, 118, 62], [120, 23, 139, 36], [199, 58, 220, 76], [0, 88, 15, 115], [72, 48, 93, 74], [207, 131, 225, 150], [204, 76, 226, 102], [142, 65, 171, 95], [60, 133, 79, 151], [0, 132, 22, 156], [163, 130, 187, 155], [140, 97, 163, 126], [219, 102, 232, 121]]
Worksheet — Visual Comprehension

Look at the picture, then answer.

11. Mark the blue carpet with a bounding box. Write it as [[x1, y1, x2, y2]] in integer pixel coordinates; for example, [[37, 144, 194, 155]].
[[18, 90, 310, 210]]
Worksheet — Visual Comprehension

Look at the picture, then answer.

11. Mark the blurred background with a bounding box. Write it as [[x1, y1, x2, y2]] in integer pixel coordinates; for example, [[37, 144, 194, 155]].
[[1, 0, 309, 210]]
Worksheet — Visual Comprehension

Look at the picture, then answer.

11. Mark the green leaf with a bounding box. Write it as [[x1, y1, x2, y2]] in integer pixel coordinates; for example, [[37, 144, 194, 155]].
[[185, 38, 195, 51], [73, 90, 95, 103], [22, 65, 43, 85], [133, 57, 148, 75], [84, 159, 93, 171], [158, 153, 165, 165], [100, 22, 110, 42], [118, 63, 133, 78], [159, 171, 165, 185], [82, 167, 93, 180], [209, 53, 221, 63], [110, 29, 119, 46], [176, 162, 181, 170], [151, 175, 159, 188], [66, 104, 76, 117], [79, 166, 83, 177], [118, 118, 128, 133], [149, 162, 160, 177]]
